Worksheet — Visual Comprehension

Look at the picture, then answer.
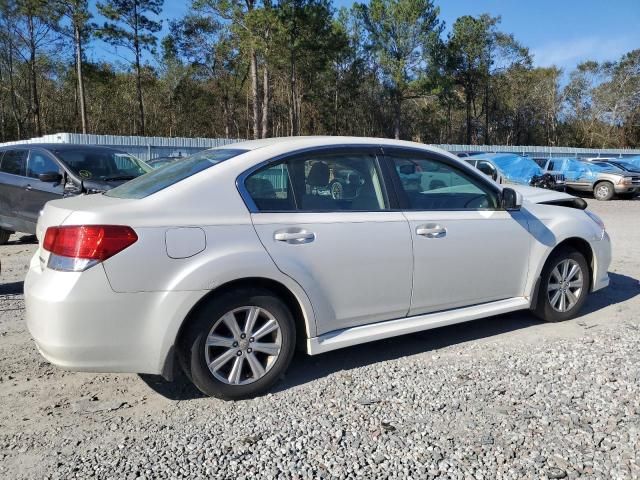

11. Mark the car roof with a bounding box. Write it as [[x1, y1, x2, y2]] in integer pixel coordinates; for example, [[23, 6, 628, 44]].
[[211, 136, 446, 153]]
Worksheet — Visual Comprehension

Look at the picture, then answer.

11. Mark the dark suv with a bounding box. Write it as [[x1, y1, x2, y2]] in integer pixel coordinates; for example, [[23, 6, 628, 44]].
[[0, 144, 150, 243]]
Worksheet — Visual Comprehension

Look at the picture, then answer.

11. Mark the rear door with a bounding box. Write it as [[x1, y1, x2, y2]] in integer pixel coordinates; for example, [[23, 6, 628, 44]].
[[22, 149, 64, 227], [243, 147, 413, 335], [384, 148, 531, 316], [0, 149, 30, 233]]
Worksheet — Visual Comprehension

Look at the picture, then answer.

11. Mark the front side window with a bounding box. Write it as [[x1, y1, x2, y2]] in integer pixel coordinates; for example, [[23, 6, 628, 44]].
[[0, 150, 28, 176], [245, 151, 388, 212], [391, 155, 498, 210], [27, 151, 60, 178]]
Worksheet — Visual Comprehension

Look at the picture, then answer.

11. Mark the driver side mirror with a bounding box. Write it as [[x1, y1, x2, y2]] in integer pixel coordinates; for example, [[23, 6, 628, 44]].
[[501, 187, 523, 211], [38, 171, 63, 183]]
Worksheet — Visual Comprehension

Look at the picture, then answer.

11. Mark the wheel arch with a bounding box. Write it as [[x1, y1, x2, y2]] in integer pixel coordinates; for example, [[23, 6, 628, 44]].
[[530, 236, 595, 309], [165, 276, 313, 379]]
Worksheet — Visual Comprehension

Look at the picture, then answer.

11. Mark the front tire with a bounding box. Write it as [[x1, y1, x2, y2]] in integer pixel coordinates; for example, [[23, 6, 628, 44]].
[[180, 288, 296, 400], [593, 181, 614, 201], [534, 248, 590, 322]]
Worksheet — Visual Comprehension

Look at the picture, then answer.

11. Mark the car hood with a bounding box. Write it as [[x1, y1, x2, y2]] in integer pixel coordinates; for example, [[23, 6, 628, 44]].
[[508, 185, 576, 204]]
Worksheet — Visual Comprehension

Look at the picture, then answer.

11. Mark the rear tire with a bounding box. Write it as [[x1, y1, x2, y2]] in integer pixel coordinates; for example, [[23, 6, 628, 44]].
[[593, 181, 614, 201], [534, 248, 590, 322], [0, 229, 10, 245], [179, 288, 296, 400]]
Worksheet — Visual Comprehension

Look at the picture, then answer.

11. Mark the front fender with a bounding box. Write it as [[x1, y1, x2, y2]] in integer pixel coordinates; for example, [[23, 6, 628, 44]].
[[522, 202, 608, 299]]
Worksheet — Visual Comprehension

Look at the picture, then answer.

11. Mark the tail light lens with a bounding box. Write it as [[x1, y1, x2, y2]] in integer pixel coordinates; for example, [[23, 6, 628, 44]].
[[43, 225, 138, 271]]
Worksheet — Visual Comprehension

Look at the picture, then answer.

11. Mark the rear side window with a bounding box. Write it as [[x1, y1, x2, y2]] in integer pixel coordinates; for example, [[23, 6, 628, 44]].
[[0, 150, 27, 176], [106, 148, 247, 199], [27, 151, 60, 178], [246, 162, 295, 211]]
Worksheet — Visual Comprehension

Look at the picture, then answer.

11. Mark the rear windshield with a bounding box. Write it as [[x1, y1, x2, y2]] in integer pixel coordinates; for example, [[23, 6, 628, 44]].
[[105, 148, 247, 199], [54, 148, 151, 181]]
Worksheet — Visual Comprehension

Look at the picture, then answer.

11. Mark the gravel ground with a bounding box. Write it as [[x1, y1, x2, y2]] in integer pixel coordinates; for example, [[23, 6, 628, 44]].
[[1, 199, 639, 479]]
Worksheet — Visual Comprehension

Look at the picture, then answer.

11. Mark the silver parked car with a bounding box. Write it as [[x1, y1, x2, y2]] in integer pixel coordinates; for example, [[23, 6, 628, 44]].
[[543, 157, 640, 200]]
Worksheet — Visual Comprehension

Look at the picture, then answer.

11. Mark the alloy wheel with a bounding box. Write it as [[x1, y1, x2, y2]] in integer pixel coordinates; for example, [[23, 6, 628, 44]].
[[204, 306, 282, 385], [331, 182, 343, 200], [595, 184, 610, 200], [547, 259, 584, 313]]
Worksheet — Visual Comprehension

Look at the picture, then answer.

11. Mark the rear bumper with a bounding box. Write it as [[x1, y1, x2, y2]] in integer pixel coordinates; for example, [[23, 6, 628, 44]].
[[24, 252, 200, 376]]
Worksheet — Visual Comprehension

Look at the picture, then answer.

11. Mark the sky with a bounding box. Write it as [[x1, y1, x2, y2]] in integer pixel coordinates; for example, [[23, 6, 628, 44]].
[[89, 0, 640, 74]]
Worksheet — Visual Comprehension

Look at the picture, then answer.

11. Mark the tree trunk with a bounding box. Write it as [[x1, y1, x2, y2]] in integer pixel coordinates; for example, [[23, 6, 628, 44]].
[[250, 48, 260, 139], [261, 62, 269, 138], [74, 22, 88, 134], [261, 67, 269, 138], [6, 35, 22, 139], [393, 91, 401, 140], [465, 87, 472, 145], [484, 78, 490, 144], [133, 4, 145, 135], [28, 15, 42, 136]]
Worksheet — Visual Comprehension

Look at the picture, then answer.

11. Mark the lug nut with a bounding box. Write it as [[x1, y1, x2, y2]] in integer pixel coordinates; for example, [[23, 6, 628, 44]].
[[240, 333, 246, 339], [247, 348, 253, 353], [237, 351, 242, 356], [232, 342, 239, 347], [249, 337, 254, 342]]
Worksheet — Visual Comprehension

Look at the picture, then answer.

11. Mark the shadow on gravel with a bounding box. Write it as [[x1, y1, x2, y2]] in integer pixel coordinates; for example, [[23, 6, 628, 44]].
[[0, 281, 24, 295], [139, 372, 205, 401], [139, 273, 638, 400], [581, 272, 640, 315], [8, 234, 38, 245]]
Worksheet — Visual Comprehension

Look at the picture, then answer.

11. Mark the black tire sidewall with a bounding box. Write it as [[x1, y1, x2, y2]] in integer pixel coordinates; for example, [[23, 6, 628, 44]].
[[182, 289, 296, 400], [536, 249, 590, 322]]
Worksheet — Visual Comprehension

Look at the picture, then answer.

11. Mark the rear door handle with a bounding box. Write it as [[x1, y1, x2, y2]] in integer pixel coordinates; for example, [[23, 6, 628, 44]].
[[274, 229, 315, 244], [25, 184, 32, 191], [416, 224, 447, 238]]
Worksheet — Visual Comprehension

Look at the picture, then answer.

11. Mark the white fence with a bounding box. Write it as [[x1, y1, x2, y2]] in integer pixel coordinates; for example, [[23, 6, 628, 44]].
[[0, 133, 241, 161], [1, 133, 640, 160]]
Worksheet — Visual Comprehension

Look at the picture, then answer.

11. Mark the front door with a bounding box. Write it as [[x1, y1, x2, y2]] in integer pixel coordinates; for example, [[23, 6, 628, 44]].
[[385, 149, 532, 316], [243, 147, 413, 335], [22, 149, 64, 229]]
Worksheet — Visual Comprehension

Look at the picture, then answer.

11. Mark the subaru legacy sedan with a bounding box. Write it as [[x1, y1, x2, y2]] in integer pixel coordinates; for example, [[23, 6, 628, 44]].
[[0, 144, 150, 243], [25, 137, 611, 400]]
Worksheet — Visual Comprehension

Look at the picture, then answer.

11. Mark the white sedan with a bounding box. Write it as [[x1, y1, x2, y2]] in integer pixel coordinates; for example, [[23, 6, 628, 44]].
[[25, 137, 611, 399]]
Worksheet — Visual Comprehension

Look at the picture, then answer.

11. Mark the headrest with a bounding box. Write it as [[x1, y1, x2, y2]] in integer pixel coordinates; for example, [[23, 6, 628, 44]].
[[307, 162, 330, 187]]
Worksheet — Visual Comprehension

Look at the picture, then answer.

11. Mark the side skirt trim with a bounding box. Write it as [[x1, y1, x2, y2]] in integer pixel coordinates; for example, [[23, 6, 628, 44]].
[[306, 297, 530, 355]]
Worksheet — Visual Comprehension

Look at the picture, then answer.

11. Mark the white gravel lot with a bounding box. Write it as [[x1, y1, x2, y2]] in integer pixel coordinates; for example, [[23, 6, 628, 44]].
[[0, 198, 639, 479]]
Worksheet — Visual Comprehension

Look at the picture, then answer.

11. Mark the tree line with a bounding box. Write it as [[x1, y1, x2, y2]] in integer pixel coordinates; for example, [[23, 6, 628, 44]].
[[0, 0, 638, 148]]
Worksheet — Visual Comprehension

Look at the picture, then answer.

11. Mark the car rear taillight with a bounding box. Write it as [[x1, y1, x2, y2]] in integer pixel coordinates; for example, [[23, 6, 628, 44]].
[[43, 225, 137, 271]]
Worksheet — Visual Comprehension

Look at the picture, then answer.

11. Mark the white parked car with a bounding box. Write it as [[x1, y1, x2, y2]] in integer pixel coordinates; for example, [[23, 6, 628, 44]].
[[25, 137, 611, 399]]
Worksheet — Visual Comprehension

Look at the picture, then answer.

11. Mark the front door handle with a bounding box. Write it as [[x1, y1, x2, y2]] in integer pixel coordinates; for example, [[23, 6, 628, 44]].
[[25, 184, 33, 191], [416, 224, 447, 238], [274, 229, 315, 244]]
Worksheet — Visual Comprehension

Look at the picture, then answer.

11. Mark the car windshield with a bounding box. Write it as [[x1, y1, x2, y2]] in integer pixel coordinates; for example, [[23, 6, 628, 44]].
[[54, 148, 151, 181], [106, 148, 248, 199]]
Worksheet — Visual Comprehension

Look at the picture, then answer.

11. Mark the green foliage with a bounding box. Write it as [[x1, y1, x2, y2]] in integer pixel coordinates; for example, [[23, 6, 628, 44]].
[[0, 2, 637, 147]]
